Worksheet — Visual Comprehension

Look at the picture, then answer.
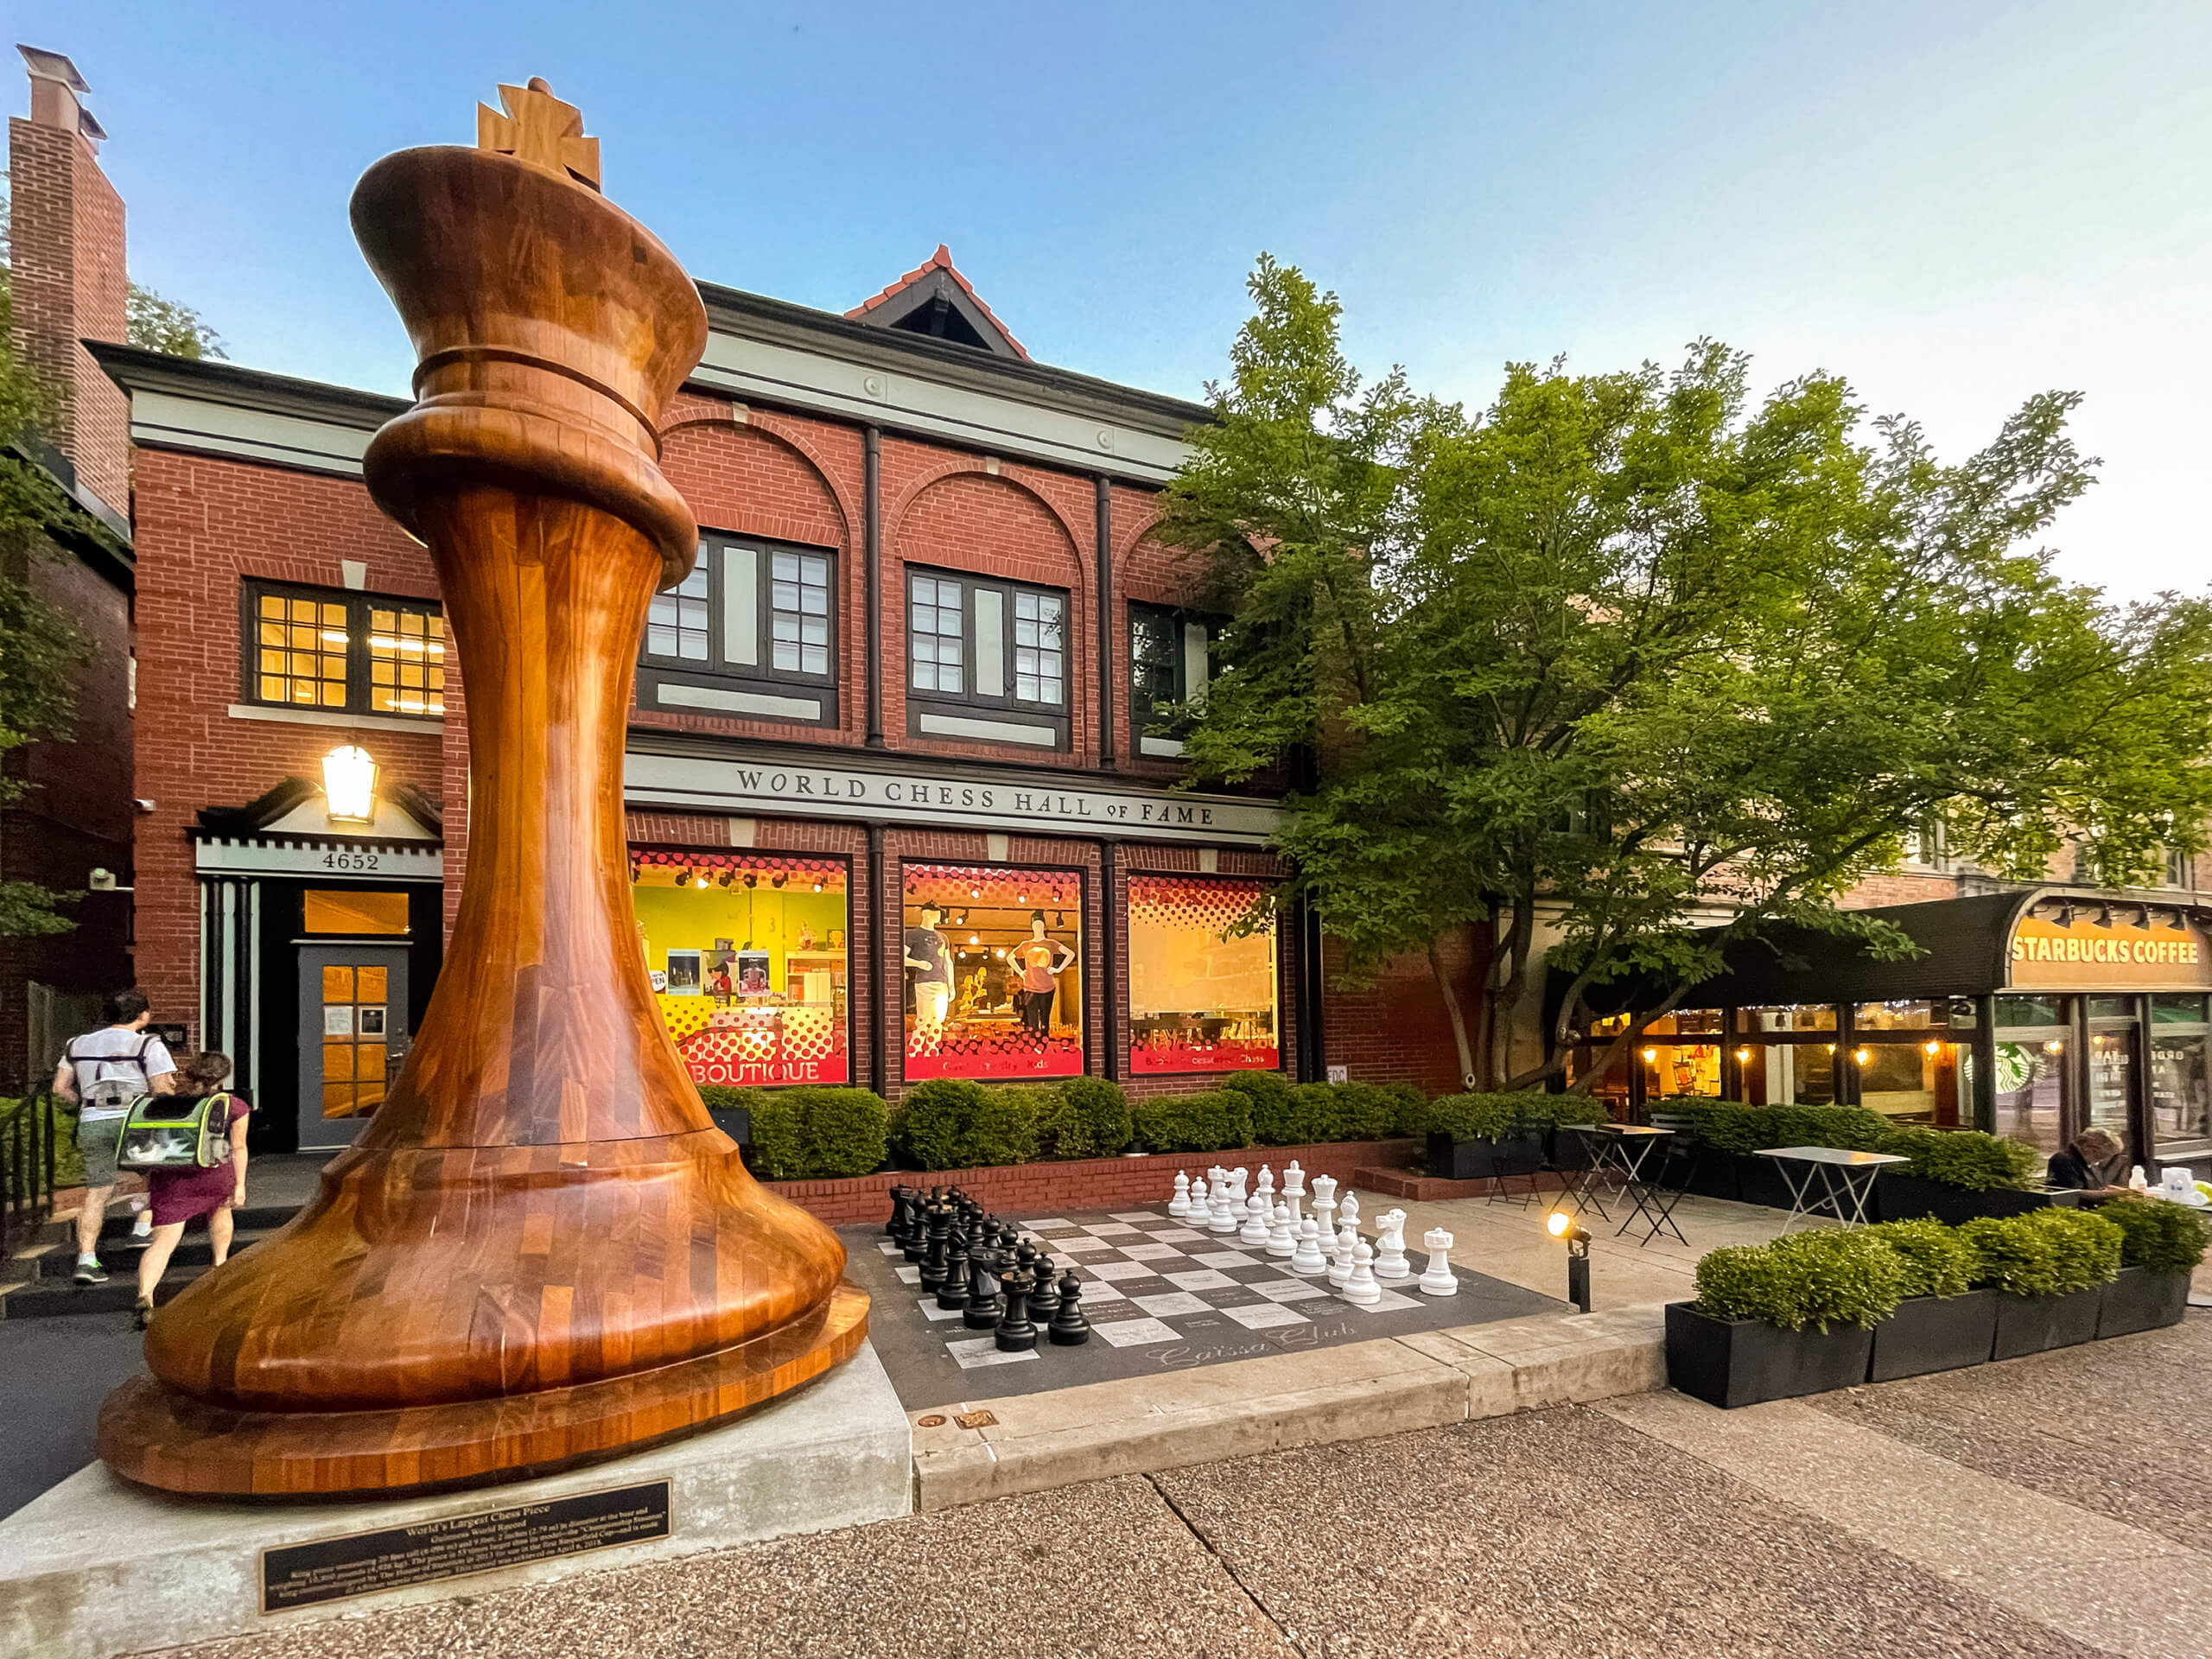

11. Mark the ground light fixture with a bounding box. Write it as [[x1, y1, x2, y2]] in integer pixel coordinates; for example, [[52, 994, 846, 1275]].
[[1546, 1210, 1592, 1313], [321, 744, 378, 823]]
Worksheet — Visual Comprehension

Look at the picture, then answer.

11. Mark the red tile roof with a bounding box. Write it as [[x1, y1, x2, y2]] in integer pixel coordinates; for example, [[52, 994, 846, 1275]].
[[844, 244, 1030, 360]]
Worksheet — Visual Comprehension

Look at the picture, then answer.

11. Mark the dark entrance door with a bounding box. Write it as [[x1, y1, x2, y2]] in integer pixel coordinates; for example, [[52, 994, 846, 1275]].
[[296, 944, 410, 1152]]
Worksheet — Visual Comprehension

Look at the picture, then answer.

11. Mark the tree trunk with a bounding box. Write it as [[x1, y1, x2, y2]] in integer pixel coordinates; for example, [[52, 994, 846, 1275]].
[[1428, 937, 1477, 1090]]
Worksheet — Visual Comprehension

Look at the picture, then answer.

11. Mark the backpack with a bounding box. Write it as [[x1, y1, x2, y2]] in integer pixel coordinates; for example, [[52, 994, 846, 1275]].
[[67, 1035, 156, 1121], [118, 1093, 236, 1172]]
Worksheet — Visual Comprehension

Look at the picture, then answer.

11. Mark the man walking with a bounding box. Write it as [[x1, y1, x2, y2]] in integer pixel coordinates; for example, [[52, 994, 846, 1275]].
[[52, 989, 177, 1284]]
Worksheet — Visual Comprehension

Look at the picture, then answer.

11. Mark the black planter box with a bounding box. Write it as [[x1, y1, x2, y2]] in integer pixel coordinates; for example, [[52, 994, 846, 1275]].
[[1991, 1285, 2105, 1359], [1427, 1129, 1545, 1181], [1874, 1172, 2063, 1225], [1681, 1149, 1740, 1202], [1733, 1154, 1796, 1211], [1664, 1301, 1876, 1408], [1868, 1290, 1997, 1382], [2096, 1265, 2191, 1338], [706, 1105, 753, 1146]]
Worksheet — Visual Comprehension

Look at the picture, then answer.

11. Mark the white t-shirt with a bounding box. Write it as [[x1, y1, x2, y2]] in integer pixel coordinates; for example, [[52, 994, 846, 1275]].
[[66, 1027, 177, 1118]]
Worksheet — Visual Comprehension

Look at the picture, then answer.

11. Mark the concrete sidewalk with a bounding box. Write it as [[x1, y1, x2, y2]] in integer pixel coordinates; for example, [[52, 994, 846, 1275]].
[[146, 1313, 2211, 1659]]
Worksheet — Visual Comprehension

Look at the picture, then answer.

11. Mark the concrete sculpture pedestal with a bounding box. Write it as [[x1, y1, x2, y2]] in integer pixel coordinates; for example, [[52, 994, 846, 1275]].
[[2, 1347, 910, 1659]]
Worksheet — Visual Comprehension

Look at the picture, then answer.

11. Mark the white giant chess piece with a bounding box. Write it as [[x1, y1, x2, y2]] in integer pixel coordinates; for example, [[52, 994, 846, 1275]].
[[1419, 1227, 1459, 1296], [1239, 1190, 1272, 1248], [1342, 1239, 1382, 1304], [1187, 1174, 1209, 1221], [1338, 1191, 1361, 1232], [1257, 1165, 1274, 1202], [1291, 1216, 1328, 1274], [1209, 1179, 1240, 1235], [1329, 1220, 1357, 1288], [1169, 1171, 1192, 1218], [1230, 1166, 1250, 1207], [1266, 1199, 1297, 1257], [1281, 1160, 1306, 1228], [1310, 1176, 1338, 1243], [1373, 1209, 1412, 1281]]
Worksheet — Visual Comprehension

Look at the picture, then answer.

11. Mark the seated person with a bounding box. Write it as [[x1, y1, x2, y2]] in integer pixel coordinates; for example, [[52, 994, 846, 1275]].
[[2047, 1127, 2133, 1199]]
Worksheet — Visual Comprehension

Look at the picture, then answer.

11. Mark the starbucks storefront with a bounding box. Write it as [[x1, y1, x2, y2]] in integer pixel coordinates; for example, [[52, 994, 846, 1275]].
[[1575, 887, 2212, 1172]]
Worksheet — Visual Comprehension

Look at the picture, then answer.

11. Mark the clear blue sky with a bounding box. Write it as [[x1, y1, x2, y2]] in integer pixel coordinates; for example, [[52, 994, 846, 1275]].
[[10, 1, 2209, 598]]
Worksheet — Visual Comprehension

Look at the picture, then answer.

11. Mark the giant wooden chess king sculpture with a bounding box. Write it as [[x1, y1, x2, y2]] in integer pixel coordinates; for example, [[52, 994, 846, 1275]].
[[99, 81, 868, 1497]]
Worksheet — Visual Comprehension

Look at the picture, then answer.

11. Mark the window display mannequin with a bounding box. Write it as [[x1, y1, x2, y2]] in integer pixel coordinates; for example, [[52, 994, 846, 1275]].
[[904, 900, 954, 1052], [1010, 910, 1076, 1046]]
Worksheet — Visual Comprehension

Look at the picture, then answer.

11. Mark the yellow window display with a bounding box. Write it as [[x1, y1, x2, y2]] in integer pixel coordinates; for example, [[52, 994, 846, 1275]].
[[632, 850, 849, 1087], [1126, 874, 1279, 1074]]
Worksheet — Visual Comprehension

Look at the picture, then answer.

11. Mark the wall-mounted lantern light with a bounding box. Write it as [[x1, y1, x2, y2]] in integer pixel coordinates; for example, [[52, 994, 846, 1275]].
[[322, 745, 379, 824]]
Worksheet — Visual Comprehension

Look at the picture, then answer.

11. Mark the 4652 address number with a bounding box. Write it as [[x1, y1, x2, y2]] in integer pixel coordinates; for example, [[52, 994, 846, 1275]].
[[321, 851, 381, 872]]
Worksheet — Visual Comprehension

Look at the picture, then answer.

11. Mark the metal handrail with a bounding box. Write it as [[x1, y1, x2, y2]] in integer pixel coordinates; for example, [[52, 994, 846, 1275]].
[[0, 1090, 60, 1259]]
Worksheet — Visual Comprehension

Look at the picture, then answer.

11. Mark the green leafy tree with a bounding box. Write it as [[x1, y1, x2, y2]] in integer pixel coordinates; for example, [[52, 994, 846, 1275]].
[[1160, 258, 2212, 1089], [126, 281, 225, 360]]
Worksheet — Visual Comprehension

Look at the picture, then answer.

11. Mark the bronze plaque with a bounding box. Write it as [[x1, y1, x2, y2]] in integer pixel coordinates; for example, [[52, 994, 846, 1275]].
[[260, 1480, 672, 1612]]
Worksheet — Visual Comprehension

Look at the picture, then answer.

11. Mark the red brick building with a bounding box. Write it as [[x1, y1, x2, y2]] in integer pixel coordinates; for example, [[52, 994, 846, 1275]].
[[1, 48, 136, 1077], [31, 96, 1481, 1152]]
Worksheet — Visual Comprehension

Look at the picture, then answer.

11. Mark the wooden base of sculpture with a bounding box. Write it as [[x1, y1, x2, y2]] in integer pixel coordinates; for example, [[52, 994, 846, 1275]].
[[100, 1283, 867, 1498]]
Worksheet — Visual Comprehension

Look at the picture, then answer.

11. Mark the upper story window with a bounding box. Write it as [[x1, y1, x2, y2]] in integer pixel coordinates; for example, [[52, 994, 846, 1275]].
[[244, 582, 445, 718], [636, 536, 838, 728], [1129, 601, 1217, 757], [906, 567, 1069, 750]]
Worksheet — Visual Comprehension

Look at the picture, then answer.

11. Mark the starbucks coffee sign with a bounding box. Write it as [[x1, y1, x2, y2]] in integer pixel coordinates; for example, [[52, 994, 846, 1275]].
[[2007, 913, 2212, 989]]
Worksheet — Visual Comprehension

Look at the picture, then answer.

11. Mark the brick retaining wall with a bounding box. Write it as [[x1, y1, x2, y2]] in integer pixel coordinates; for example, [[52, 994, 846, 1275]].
[[765, 1138, 1421, 1226]]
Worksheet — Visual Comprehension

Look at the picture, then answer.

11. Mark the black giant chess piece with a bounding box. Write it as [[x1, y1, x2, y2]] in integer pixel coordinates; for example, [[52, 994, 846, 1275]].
[[963, 1251, 1003, 1330], [937, 1225, 972, 1311], [884, 1185, 906, 1237], [918, 1205, 951, 1293], [995, 1269, 1038, 1353], [1048, 1270, 1090, 1346], [1027, 1260, 1061, 1325]]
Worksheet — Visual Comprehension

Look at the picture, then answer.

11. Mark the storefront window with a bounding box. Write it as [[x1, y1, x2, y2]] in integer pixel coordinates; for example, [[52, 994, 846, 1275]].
[[1853, 999, 1978, 1030], [2152, 994, 2210, 1025], [1740, 1004, 1837, 1033], [1993, 1035, 2068, 1154], [303, 889, 410, 935], [1995, 994, 2067, 1027], [1127, 874, 1278, 1074], [633, 852, 849, 1087], [1737, 1041, 1838, 1106], [2151, 1032, 2211, 1149], [1641, 1041, 1720, 1098], [903, 863, 1083, 1080], [2087, 1027, 2133, 1137], [1857, 1037, 1972, 1126]]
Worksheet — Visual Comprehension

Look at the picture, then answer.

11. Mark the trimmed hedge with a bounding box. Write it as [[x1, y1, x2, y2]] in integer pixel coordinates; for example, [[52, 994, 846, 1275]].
[[1667, 1100, 2041, 1191], [890, 1078, 1036, 1171], [1039, 1076, 1135, 1161], [1692, 1229, 1910, 1332], [1866, 1217, 1978, 1300], [1878, 1127, 2040, 1192], [2097, 1198, 2211, 1274], [1417, 1091, 1607, 1140], [1960, 1206, 2123, 1299], [706, 1084, 890, 1180], [1129, 1090, 1249, 1154]]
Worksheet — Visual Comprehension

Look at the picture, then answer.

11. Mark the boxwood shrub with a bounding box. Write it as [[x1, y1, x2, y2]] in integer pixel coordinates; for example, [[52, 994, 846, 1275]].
[[2097, 1198, 2212, 1274], [702, 1084, 889, 1180], [1877, 1127, 2040, 1192], [1691, 1228, 1909, 1332], [1673, 1100, 1890, 1155], [1866, 1217, 1978, 1300], [889, 1078, 1039, 1171], [1034, 1077, 1135, 1161], [1960, 1206, 2123, 1298], [1130, 1090, 1249, 1153]]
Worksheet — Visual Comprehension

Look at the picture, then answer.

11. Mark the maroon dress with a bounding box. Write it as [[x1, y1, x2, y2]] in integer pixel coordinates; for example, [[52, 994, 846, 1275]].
[[148, 1093, 250, 1226]]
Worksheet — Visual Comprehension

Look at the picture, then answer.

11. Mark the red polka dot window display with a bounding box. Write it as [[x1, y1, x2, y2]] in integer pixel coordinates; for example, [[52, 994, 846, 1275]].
[[632, 849, 851, 1087], [901, 862, 1084, 1081], [1127, 874, 1281, 1075]]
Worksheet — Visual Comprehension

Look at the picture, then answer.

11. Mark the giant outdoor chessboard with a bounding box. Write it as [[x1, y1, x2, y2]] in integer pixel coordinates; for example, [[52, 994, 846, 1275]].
[[846, 1181, 1559, 1409]]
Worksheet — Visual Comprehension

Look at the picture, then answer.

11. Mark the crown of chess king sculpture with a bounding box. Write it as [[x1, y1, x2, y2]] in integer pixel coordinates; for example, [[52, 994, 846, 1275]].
[[98, 81, 868, 1498]]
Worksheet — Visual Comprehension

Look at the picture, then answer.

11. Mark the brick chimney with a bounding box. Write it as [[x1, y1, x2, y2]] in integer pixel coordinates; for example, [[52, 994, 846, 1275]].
[[9, 45, 128, 520]]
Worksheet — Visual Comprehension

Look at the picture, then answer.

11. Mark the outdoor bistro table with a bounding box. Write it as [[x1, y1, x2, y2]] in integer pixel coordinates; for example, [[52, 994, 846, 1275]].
[[1560, 1124, 1689, 1247], [1755, 1146, 1910, 1232]]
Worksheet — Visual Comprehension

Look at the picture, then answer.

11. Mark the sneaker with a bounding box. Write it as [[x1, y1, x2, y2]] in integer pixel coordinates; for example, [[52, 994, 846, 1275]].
[[132, 1211, 152, 1239], [73, 1255, 109, 1286]]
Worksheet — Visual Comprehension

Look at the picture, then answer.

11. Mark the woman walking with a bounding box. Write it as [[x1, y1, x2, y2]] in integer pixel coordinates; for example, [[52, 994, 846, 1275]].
[[132, 1051, 249, 1330]]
